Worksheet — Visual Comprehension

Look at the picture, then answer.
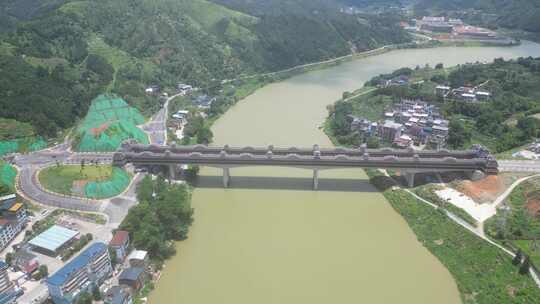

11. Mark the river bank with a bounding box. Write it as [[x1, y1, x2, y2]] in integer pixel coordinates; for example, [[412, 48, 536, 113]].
[[150, 41, 540, 304], [365, 169, 540, 303]]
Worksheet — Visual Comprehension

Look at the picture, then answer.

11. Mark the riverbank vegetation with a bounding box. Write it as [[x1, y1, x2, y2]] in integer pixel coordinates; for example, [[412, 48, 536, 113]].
[[119, 175, 193, 261], [365, 169, 540, 303], [327, 57, 540, 154], [485, 177, 540, 268]]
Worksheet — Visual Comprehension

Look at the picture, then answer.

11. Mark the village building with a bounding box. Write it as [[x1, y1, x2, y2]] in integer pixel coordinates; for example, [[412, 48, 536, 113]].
[[105, 286, 132, 304], [109, 230, 130, 263], [379, 120, 403, 142], [13, 249, 39, 275], [127, 250, 148, 268], [118, 267, 146, 291], [47, 242, 112, 304]]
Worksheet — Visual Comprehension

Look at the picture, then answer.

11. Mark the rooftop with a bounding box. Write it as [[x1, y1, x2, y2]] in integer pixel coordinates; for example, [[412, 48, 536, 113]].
[[383, 120, 403, 129], [0, 194, 16, 202], [47, 242, 107, 286], [109, 231, 129, 247], [119, 267, 144, 281], [128, 250, 148, 261], [29, 225, 79, 253], [7, 202, 23, 213]]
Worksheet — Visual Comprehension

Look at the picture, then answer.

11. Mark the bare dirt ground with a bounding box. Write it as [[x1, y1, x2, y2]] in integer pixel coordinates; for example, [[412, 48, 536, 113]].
[[452, 173, 532, 204], [526, 199, 540, 216]]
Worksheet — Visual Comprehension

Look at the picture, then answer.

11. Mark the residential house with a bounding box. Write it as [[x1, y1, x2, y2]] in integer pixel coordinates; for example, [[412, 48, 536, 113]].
[[13, 249, 39, 275], [109, 231, 130, 263], [435, 85, 451, 97], [105, 286, 132, 304], [475, 91, 491, 101], [379, 120, 403, 142], [118, 267, 146, 291], [192, 95, 215, 109], [0, 194, 27, 232], [127, 250, 148, 268], [177, 84, 193, 95]]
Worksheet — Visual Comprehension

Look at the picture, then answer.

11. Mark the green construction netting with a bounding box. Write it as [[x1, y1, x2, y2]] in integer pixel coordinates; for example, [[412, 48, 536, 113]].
[[76, 94, 148, 152], [0, 162, 16, 190], [84, 167, 130, 199], [0, 138, 47, 157]]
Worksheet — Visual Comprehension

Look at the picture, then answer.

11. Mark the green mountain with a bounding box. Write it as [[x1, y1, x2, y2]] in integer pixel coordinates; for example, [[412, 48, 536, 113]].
[[0, 0, 410, 138]]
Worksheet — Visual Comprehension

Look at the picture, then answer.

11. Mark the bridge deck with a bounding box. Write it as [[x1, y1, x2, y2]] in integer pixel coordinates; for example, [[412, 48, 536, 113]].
[[114, 144, 498, 174]]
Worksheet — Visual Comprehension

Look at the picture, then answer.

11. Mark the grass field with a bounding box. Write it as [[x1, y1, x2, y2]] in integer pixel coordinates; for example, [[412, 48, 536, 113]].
[[39, 165, 113, 196]]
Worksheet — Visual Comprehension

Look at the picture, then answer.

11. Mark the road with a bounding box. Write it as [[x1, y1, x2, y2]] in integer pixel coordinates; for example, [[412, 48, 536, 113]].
[[142, 93, 181, 145], [498, 160, 540, 173], [6, 93, 174, 303]]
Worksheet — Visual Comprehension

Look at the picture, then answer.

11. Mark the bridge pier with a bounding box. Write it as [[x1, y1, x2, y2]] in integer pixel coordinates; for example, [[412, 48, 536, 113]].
[[223, 168, 231, 188], [466, 170, 485, 181], [313, 169, 319, 190], [168, 164, 176, 181], [402, 171, 415, 188]]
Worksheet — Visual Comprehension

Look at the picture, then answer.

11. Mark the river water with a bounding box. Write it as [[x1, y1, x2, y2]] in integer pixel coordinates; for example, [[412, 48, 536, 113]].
[[150, 42, 540, 303]]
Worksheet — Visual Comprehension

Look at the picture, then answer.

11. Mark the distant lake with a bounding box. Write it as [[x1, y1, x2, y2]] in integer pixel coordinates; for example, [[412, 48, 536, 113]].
[[150, 41, 540, 304]]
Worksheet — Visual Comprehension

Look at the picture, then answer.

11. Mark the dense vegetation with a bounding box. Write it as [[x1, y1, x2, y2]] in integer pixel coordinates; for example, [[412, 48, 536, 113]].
[[414, 0, 540, 39], [327, 58, 540, 153], [0, 0, 410, 140], [119, 175, 193, 261], [485, 177, 540, 267], [365, 169, 540, 304]]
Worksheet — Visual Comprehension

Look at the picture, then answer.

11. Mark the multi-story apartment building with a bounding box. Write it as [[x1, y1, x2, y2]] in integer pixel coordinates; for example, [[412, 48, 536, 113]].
[[0, 194, 27, 250], [47, 242, 113, 304], [0, 261, 16, 303]]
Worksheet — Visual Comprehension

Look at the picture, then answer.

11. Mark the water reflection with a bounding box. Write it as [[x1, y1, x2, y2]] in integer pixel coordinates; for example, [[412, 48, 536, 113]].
[[195, 175, 378, 192]]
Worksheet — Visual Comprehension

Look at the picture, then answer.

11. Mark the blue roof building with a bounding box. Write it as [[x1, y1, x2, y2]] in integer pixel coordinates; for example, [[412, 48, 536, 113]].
[[47, 242, 112, 304]]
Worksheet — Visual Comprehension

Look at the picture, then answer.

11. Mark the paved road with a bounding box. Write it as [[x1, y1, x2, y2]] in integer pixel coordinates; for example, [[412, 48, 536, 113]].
[[499, 160, 540, 172], [142, 93, 180, 145]]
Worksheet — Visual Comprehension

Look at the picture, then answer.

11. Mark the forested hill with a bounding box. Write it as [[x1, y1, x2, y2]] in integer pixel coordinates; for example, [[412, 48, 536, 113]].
[[414, 0, 540, 34], [0, 0, 410, 138]]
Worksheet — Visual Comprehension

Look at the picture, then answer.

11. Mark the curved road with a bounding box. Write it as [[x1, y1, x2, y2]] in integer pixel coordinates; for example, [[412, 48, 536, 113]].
[[13, 93, 180, 226]]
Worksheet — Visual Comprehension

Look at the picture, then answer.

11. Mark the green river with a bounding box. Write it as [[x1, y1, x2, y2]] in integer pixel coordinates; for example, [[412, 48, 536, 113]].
[[150, 42, 540, 303]]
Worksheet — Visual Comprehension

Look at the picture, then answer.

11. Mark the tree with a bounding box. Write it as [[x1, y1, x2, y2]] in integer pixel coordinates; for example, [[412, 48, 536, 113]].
[[519, 255, 531, 275], [366, 136, 380, 149], [447, 119, 471, 149], [109, 248, 118, 268], [0, 183, 10, 196], [76, 292, 92, 304], [196, 127, 213, 144], [517, 116, 540, 139], [38, 265, 48, 278], [435, 63, 444, 69], [136, 175, 154, 203], [92, 285, 102, 301], [5, 252, 13, 266], [512, 249, 523, 265]]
